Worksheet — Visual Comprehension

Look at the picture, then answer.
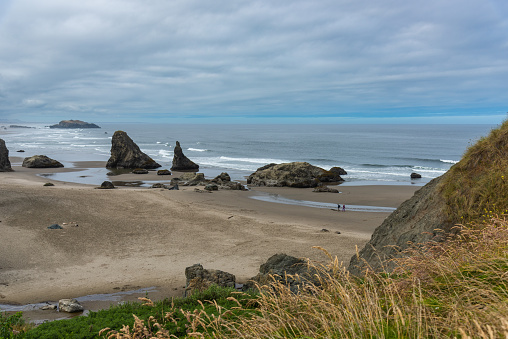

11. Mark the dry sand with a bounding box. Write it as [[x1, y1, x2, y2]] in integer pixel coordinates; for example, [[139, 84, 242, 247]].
[[0, 159, 419, 320]]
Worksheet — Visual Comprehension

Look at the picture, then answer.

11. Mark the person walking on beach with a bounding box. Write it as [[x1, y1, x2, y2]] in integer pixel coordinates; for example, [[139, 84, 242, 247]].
[[342, 204, 346, 212], [337, 204, 341, 212]]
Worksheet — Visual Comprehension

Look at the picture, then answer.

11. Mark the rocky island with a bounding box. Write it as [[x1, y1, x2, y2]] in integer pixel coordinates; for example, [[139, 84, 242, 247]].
[[49, 120, 100, 129]]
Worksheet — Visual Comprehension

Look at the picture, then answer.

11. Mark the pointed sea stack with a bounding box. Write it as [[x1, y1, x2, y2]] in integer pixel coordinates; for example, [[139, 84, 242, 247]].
[[171, 141, 199, 171], [0, 138, 13, 172], [348, 120, 508, 275], [106, 131, 161, 169]]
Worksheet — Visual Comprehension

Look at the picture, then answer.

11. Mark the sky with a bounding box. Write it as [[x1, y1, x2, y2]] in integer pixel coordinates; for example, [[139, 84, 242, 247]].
[[0, 0, 507, 124]]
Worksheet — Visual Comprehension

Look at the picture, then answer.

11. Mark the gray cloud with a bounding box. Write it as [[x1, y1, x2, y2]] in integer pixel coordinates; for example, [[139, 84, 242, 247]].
[[0, 0, 507, 122]]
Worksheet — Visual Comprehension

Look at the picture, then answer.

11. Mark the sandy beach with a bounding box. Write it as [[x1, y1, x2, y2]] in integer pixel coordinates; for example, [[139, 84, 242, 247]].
[[0, 159, 419, 320]]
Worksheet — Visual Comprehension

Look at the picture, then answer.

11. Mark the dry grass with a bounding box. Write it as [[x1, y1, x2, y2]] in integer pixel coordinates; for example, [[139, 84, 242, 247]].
[[441, 120, 508, 223]]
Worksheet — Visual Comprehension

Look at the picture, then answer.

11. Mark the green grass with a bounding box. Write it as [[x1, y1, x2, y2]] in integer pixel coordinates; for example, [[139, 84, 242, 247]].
[[16, 285, 259, 339], [1, 311, 25, 339]]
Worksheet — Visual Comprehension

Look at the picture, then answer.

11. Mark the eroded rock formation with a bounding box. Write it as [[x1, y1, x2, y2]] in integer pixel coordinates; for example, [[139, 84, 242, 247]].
[[0, 138, 13, 172], [106, 131, 161, 169], [348, 175, 452, 275], [185, 264, 235, 296], [22, 155, 64, 168], [171, 141, 199, 171], [243, 253, 319, 293], [247, 162, 343, 188]]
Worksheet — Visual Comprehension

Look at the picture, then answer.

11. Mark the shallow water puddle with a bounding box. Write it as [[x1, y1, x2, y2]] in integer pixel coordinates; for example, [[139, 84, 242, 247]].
[[250, 193, 396, 212], [0, 286, 157, 324]]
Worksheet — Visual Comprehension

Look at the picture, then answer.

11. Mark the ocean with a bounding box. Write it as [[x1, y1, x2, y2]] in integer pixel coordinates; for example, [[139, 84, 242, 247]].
[[1, 122, 496, 186]]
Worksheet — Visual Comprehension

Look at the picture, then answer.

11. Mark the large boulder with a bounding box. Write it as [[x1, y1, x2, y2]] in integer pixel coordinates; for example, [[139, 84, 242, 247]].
[[0, 138, 13, 172], [22, 155, 64, 168], [211, 172, 231, 184], [247, 162, 343, 188], [106, 131, 161, 169], [330, 166, 347, 176], [243, 253, 319, 293], [58, 298, 84, 313], [96, 181, 115, 189], [49, 120, 100, 128], [180, 173, 209, 186], [171, 141, 199, 171], [185, 264, 235, 296]]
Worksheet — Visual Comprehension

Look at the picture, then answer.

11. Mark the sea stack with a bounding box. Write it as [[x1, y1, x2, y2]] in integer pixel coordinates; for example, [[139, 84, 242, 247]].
[[0, 138, 13, 172], [171, 141, 199, 171], [106, 131, 161, 169]]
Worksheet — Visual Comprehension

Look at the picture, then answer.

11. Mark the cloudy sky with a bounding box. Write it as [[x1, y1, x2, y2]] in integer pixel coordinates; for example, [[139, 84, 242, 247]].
[[0, 0, 507, 123]]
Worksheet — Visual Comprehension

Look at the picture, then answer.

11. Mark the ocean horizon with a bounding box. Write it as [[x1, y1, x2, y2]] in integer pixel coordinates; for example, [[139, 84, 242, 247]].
[[1, 122, 497, 186]]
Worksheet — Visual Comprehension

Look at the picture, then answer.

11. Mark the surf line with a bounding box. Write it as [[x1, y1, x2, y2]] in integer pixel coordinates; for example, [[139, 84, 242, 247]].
[[250, 193, 396, 213]]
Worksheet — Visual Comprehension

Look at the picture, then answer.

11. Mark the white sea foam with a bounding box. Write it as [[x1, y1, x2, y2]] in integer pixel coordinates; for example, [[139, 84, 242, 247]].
[[187, 148, 208, 152], [158, 150, 173, 158], [219, 156, 288, 164], [440, 159, 459, 164]]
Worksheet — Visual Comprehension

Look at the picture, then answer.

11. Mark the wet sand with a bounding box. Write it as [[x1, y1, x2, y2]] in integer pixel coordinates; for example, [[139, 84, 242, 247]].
[[0, 159, 419, 321]]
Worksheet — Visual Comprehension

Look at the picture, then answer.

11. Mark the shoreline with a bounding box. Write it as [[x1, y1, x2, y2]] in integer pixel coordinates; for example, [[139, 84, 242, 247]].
[[0, 159, 419, 322]]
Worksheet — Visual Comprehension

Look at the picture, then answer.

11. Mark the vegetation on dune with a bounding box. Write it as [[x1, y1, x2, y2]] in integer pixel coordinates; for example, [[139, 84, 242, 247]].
[[4, 286, 258, 339], [441, 120, 508, 223]]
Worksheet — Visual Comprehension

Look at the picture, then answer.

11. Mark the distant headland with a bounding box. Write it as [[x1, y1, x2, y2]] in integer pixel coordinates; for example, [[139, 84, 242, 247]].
[[49, 120, 101, 129]]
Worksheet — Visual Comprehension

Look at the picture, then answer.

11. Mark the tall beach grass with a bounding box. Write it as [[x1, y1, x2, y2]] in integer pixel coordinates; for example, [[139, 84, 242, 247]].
[[99, 218, 508, 338]]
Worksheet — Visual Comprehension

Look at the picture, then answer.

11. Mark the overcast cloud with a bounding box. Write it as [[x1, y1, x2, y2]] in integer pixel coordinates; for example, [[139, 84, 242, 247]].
[[0, 0, 507, 122]]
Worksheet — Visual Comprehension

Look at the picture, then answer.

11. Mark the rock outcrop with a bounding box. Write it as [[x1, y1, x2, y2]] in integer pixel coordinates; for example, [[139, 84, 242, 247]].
[[49, 120, 100, 128], [96, 181, 115, 189], [348, 175, 452, 275], [132, 168, 149, 174], [106, 131, 161, 169], [243, 253, 319, 293], [185, 264, 235, 296], [247, 162, 344, 188], [211, 172, 231, 184], [22, 155, 64, 168], [171, 141, 199, 171], [313, 185, 339, 193], [180, 173, 208, 186], [349, 121, 508, 275], [330, 166, 347, 176], [0, 138, 13, 172], [178, 172, 246, 190], [410, 172, 422, 179]]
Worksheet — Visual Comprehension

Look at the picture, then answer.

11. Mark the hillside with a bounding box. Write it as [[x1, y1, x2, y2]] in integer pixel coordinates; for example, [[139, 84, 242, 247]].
[[349, 120, 508, 274]]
